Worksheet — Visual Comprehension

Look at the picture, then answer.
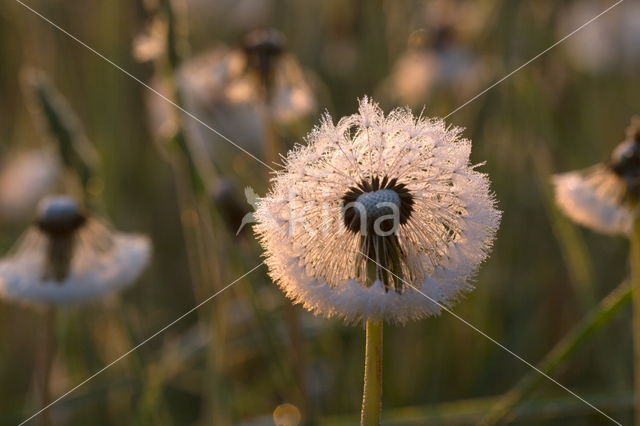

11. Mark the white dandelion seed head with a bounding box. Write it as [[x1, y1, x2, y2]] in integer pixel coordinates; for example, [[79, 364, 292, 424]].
[[554, 119, 640, 236], [553, 166, 632, 235], [177, 42, 316, 171], [254, 97, 501, 324], [0, 196, 152, 307]]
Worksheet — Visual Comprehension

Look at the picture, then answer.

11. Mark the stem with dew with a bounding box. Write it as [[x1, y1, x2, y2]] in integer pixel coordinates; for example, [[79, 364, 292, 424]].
[[361, 318, 383, 426]]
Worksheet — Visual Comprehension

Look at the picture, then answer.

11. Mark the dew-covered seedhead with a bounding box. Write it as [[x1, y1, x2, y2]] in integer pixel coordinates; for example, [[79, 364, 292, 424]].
[[36, 196, 87, 237], [254, 97, 501, 322]]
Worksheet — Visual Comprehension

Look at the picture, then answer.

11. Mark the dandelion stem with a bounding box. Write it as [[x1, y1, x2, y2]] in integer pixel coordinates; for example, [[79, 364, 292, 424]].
[[38, 308, 57, 426], [631, 214, 640, 426], [361, 319, 383, 426]]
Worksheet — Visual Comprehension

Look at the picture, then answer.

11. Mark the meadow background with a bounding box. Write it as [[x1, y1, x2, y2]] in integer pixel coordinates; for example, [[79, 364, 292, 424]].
[[0, 0, 639, 424]]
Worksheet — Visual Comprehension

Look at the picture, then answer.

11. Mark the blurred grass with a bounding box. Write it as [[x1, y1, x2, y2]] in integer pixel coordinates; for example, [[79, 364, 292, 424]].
[[0, 0, 639, 425], [481, 280, 631, 425]]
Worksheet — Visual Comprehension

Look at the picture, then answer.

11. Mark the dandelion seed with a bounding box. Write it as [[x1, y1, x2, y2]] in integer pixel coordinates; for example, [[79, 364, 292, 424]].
[[254, 97, 500, 324], [0, 196, 151, 306], [554, 117, 640, 235]]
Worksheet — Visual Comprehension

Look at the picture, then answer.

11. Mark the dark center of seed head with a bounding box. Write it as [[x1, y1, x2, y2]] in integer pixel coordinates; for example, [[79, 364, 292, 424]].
[[36, 196, 87, 236], [341, 176, 415, 293], [342, 176, 414, 234], [611, 121, 640, 199], [243, 29, 285, 90]]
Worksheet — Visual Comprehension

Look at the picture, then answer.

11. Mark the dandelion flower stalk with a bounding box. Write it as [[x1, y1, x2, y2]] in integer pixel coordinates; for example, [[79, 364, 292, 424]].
[[36, 308, 56, 426], [361, 319, 383, 425]]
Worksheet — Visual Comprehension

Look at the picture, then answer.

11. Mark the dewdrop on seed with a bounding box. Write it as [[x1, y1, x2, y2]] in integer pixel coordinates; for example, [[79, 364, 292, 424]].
[[254, 97, 501, 323], [0, 196, 151, 306]]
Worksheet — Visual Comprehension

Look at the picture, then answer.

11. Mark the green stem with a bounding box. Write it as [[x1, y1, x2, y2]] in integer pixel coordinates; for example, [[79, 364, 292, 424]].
[[38, 308, 57, 426], [479, 280, 631, 425], [631, 214, 640, 426], [361, 319, 383, 426]]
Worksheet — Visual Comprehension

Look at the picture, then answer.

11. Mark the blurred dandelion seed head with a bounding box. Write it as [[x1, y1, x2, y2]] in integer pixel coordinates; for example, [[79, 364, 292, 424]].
[[177, 31, 316, 168], [0, 195, 151, 306], [381, 27, 481, 107], [554, 117, 640, 235], [255, 97, 500, 323]]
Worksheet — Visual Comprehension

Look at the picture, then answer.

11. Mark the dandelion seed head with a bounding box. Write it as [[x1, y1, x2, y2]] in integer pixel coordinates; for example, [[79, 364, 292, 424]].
[[178, 34, 316, 169], [554, 167, 632, 235], [554, 118, 640, 236], [0, 196, 151, 306], [255, 97, 501, 323]]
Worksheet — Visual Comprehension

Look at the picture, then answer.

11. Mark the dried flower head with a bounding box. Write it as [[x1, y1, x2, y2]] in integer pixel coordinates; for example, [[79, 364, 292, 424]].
[[0, 196, 151, 306], [554, 117, 640, 235], [254, 98, 500, 323]]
